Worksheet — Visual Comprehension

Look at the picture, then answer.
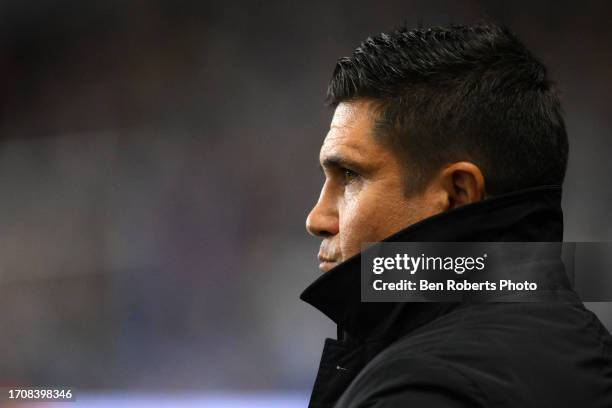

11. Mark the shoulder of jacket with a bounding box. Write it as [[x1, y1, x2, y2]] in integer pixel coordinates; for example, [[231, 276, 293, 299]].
[[336, 353, 490, 408]]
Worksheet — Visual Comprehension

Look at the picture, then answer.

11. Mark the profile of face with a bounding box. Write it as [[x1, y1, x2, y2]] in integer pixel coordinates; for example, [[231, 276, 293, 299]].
[[306, 100, 485, 272]]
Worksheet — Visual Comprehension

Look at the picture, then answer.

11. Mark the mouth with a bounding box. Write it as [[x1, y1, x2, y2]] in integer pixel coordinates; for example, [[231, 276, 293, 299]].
[[318, 255, 338, 272]]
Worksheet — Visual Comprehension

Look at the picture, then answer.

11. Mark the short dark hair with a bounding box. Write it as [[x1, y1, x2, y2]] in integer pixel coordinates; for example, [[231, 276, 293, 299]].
[[326, 22, 569, 196]]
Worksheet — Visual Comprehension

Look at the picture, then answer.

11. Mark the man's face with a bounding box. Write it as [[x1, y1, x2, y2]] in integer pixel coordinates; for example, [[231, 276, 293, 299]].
[[306, 100, 443, 272]]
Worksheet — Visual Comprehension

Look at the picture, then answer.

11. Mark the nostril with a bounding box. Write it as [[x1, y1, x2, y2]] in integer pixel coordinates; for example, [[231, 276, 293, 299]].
[[307, 214, 334, 237], [306, 200, 339, 237]]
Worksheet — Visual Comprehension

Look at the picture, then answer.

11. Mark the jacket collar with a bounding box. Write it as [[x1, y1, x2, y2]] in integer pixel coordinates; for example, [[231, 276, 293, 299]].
[[300, 185, 564, 342]]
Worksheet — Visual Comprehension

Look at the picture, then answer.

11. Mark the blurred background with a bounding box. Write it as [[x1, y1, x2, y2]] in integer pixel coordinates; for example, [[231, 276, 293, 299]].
[[0, 0, 611, 406]]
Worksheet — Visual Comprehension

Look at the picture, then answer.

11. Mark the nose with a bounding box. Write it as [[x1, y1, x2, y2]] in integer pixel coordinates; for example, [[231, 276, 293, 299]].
[[306, 184, 339, 237]]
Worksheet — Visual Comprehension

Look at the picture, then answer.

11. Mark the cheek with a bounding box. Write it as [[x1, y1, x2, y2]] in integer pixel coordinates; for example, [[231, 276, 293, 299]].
[[337, 188, 431, 259], [337, 191, 388, 258]]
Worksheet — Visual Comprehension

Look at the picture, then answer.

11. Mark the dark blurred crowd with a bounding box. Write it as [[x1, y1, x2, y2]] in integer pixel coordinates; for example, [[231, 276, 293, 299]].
[[0, 0, 610, 391]]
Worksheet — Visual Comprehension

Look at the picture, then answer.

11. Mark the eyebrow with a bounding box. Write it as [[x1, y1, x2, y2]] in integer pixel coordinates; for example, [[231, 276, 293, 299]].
[[319, 154, 365, 173]]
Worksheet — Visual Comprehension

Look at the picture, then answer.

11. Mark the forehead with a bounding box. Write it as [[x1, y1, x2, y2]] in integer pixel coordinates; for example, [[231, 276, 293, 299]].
[[320, 100, 380, 161]]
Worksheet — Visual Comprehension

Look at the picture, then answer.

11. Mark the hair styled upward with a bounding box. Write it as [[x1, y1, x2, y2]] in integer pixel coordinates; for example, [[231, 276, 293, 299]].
[[327, 22, 569, 196]]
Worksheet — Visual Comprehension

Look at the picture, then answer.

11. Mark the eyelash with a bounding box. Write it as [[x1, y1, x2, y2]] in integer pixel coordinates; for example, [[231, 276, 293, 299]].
[[342, 168, 359, 185]]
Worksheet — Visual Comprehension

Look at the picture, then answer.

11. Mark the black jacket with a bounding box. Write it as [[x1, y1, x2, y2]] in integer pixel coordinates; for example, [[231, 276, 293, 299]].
[[300, 186, 612, 407]]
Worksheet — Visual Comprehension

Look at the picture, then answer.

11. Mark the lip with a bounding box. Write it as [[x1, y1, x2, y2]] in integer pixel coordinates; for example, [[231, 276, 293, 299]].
[[318, 255, 338, 272], [318, 261, 337, 272]]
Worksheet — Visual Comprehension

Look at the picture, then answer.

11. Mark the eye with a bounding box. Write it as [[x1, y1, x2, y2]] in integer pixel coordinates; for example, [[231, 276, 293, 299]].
[[343, 168, 359, 184]]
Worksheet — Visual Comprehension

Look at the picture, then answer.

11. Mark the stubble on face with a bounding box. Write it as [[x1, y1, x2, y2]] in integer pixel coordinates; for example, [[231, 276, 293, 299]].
[[308, 100, 441, 272]]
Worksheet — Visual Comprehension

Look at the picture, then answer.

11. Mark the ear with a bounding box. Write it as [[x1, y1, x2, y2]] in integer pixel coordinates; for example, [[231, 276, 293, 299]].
[[438, 162, 486, 209]]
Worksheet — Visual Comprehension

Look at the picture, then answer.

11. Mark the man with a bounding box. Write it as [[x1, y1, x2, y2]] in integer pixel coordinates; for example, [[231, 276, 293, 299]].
[[301, 22, 612, 407]]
